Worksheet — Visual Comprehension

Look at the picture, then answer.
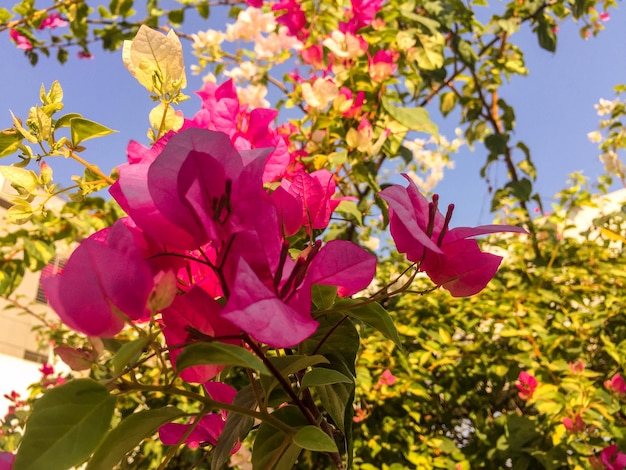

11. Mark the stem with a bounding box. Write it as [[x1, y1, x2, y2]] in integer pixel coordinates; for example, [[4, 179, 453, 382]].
[[117, 379, 293, 434], [242, 334, 318, 426], [68, 150, 115, 185]]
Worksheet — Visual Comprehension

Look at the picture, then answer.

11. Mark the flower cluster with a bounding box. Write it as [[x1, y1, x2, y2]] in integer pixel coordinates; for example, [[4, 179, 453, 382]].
[[38, 79, 524, 453]]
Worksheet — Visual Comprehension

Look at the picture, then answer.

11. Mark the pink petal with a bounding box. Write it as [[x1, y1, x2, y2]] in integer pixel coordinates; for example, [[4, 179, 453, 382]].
[[421, 238, 503, 297], [379, 184, 441, 256], [221, 258, 318, 347], [308, 240, 376, 296], [161, 287, 240, 383]]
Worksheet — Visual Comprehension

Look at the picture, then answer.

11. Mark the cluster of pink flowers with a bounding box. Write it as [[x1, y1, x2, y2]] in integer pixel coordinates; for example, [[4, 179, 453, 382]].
[[39, 78, 525, 448], [9, 13, 67, 51]]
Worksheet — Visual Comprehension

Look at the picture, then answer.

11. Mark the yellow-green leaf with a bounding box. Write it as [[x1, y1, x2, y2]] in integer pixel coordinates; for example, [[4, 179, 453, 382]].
[[70, 118, 115, 146]]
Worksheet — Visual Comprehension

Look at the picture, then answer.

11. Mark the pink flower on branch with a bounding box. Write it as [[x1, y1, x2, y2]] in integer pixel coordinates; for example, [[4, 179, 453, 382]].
[[605, 373, 626, 394], [42, 220, 155, 337], [380, 175, 527, 297], [601, 445, 626, 470], [161, 286, 241, 383], [9, 29, 33, 51], [159, 382, 240, 451], [39, 13, 68, 30], [272, 0, 308, 40], [379, 369, 397, 386], [515, 371, 538, 401], [563, 413, 585, 433]]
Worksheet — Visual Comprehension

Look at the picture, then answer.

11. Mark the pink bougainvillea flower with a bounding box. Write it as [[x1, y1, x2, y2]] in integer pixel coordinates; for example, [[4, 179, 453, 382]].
[[569, 360, 585, 374], [161, 286, 241, 383], [599, 11, 611, 22], [272, 0, 308, 40], [246, 0, 264, 6], [369, 50, 398, 82], [515, 371, 538, 400], [563, 413, 585, 433], [341, 0, 384, 33], [0, 452, 15, 470], [191, 80, 293, 182], [379, 369, 397, 386], [300, 44, 324, 68], [276, 169, 348, 235], [222, 239, 376, 348], [38, 363, 54, 377], [113, 127, 272, 250], [77, 50, 93, 60], [39, 13, 68, 30], [380, 174, 527, 297], [9, 29, 33, 51], [601, 445, 626, 470], [605, 373, 626, 394], [159, 382, 239, 451], [42, 220, 155, 337]]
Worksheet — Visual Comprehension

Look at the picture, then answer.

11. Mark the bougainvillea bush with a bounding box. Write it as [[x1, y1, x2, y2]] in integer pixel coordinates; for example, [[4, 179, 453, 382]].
[[0, 0, 624, 468]]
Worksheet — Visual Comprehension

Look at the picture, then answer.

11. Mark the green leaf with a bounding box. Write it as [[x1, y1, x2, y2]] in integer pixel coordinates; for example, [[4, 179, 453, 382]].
[[415, 33, 444, 70], [303, 313, 359, 376], [506, 178, 532, 202], [311, 284, 337, 310], [196, 2, 210, 19], [111, 335, 152, 373], [293, 426, 338, 453], [86, 407, 185, 470], [0, 131, 23, 157], [456, 38, 477, 66], [537, 21, 557, 53], [7, 202, 33, 225], [70, 117, 115, 146], [0, 260, 24, 296], [175, 342, 269, 376], [0, 7, 13, 22], [0, 166, 38, 194], [439, 92, 457, 117], [484, 133, 509, 156], [212, 385, 257, 470], [54, 113, 82, 129], [23, 238, 55, 271], [334, 298, 403, 349], [13, 379, 116, 470], [382, 98, 438, 136], [262, 355, 330, 399], [335, 200, 362, 225], [168, 8, 184, 25], [301, 368, 353, 388], [252, 406, 307, 470]]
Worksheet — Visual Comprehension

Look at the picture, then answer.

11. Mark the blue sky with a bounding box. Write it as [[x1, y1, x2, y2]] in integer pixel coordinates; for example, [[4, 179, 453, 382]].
[[0, 3, 624, 227]]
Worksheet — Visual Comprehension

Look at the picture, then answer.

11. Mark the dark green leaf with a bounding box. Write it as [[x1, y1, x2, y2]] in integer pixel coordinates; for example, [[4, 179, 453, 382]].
[[293, 426, 338, 453], [312, 285, 337, 310], [196, 2, 210, 19], [86, 407, 185, 470], [111, 335, 152, 373], [175, 342, 269, 376], [334, 298, 403, 349], [13, 379, 116, 470], [301, 368, 353, 388], [212, 385, 257, 470], [252, 406, 307, 470]]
